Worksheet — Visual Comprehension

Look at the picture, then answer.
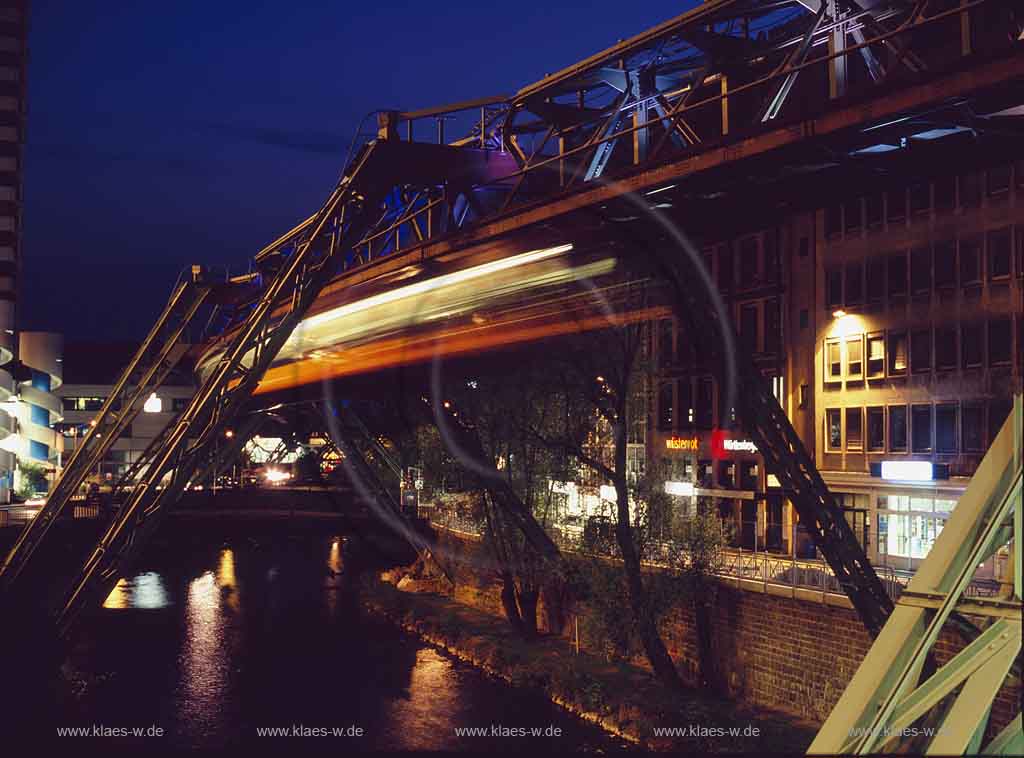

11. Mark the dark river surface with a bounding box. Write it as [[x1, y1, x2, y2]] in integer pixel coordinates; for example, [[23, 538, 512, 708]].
[[52, 532, 629, 751]]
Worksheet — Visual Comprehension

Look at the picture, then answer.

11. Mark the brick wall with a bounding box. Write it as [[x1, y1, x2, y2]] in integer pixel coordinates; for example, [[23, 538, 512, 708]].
[[431, 528, 1020, 734]]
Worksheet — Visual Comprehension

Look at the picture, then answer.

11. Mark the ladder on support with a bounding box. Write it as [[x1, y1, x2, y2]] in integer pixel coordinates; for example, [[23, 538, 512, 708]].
[[647, 230, 894, 636], [810, 395, 1022, 756], [0, 270, 212, 594]]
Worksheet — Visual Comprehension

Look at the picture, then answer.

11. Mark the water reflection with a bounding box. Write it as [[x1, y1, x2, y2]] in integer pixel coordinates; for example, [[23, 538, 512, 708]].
[[102, 572, 170, 609]]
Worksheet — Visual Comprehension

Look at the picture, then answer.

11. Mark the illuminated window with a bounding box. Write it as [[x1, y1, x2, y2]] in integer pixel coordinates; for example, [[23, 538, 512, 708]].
[[887, 331, 908, 375], [846, 336, 863, 379], [678, 380, 693, 428], [826, 408, 842, 451], [867, 407, 885, 451], [889, 406, 908, 452], [866, 333, 885, 379], [143, 393, 163, 413], [826, 339, 842, 383], [845, 407, 863, 450]]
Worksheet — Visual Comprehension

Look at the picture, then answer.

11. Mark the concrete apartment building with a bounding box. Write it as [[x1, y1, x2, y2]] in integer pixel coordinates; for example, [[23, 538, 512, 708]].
[[652, 159, 1024, 571]]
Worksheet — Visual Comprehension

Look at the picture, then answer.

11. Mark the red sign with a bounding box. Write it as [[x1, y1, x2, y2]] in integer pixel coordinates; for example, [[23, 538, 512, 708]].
[[711, 428, 726, 460]]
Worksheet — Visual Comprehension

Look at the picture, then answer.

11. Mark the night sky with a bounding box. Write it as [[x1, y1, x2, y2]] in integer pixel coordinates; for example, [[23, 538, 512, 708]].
[[22, 1, 693, 340]]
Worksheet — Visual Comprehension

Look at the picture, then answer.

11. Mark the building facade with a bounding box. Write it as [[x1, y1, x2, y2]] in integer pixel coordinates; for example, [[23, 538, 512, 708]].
[[0, 1, 27, 502], [55, 342, 194, 485], [652, 160, 1023, 571]]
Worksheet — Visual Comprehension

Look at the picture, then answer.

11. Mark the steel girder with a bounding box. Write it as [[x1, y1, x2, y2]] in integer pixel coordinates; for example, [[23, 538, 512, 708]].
[[810, 395, 1023, 756]]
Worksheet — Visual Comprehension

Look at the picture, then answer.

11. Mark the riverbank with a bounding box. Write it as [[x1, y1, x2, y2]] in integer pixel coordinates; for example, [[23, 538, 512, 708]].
[[360, 572, 817, 753]]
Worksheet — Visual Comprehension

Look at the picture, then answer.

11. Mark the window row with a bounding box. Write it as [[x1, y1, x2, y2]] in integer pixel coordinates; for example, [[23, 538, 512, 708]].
[[824, 398, 1013, 455], [825, 226, 1023, 310], [824, 163, 1024, 238], [824, 318, 1017, 384], [701, 227, 782, 293], [658, 301, 784, 368]]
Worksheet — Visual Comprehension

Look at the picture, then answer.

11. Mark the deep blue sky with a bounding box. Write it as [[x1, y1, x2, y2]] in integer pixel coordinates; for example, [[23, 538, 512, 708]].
[[22, 1, 692, 339]]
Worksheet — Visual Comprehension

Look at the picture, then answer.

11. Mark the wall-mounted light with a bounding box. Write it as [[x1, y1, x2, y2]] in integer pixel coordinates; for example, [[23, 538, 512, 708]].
[[832, 309, 847, 319], [143, 393, 162, 413]]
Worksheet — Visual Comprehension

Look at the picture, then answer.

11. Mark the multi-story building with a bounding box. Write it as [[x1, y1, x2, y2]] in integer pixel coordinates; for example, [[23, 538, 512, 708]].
[[55, 342, 194, 484], [0, 0, 28, 502], [805, 160, 1023, 571], [652, 160, 1023, 572]]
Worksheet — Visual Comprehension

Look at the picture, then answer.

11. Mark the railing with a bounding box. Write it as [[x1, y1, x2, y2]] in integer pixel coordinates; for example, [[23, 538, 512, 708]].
[[427, 507, 1005, 604]]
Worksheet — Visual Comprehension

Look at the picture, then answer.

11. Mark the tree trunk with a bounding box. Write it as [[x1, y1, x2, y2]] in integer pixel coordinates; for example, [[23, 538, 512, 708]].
[[499, 572, 526, 634], [612, 423, 684, 691], [516, 583, 540, 637]]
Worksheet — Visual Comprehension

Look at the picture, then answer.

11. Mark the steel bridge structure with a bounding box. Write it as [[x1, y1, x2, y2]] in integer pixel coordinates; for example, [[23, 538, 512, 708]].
[[0, 1, 1021, 752]]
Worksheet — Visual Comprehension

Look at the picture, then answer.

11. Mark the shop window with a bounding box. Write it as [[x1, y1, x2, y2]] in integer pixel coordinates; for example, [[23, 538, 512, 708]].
[[844, 198, 862, 233], [936, 404, 957, 453], [846, 335, 863, 379], [959, 236, 982, 286], [887, 186, 906, 223], [987, 227, 1011, 280], [867, 407, 885, 451], [658, 381, 674, 432], [866, 258, 885, 302], [990, 398, 1012, 438], [888, 252, 907, 297], [961, 323, 983, 368], [718, 461, 735, 488], [933, 239, 955, 288], [845, 407, 863, 450], [910, 246, 931, 294], [911, 329, 931, 374], [825, 205, 842, 237], [988, 319, 1011, 366], [934, 326, 957, 370], [962, 404, 985, 452], [909, 182, 930, 215], [698, 459, 713, 487], [826, 408, 842, 451], [934, 175, 955, 211], [718, 244, 733, 292], [865, 193, 883, 227], [696, 378, 713, 429], [987, 165, 1011, 196], [826, 267, 842, 308], [960, 172, 981, 207], [845, 261, 863, 305], [889, 406, 908, 452], [912, 404, 933, 453], [739, 303, 758, 353], [738, 236, 758, 288], [888, 331, 908, 375], [764, 298, 780, 354], [825, 338, 842, 383], [866, 333, 885, 378]]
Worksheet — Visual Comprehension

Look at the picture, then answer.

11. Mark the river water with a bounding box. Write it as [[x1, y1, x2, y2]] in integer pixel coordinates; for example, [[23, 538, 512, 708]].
[[52, 533, 628, 751]]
